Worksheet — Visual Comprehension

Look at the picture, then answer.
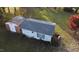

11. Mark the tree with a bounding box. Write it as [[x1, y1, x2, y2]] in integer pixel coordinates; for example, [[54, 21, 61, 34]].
[[0, 8, 5, 22], [14, 7, 17, 16], [20, 7, 34, 17], [7, 7, 10, 13]]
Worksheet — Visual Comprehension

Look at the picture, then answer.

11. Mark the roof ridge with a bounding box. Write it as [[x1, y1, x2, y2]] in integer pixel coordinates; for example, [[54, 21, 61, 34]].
[[26, 18, 56, 26]]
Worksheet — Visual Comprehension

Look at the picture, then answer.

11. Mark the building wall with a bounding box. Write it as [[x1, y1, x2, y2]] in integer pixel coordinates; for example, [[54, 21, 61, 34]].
[[5, 22, 17, 32], [22, 29, 33, 37], [44, 35, 52, 42], [15, 26, 21, 33], [21, 28, 52, 42]]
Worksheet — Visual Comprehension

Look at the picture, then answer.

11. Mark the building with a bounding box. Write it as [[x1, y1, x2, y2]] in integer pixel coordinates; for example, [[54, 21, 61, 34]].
[[5, 16, 25, 33], [21, 18, 56, 42], [5, 16, 56, 42]]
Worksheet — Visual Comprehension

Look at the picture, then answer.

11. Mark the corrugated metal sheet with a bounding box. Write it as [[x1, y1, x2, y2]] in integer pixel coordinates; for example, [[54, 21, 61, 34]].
[[9, 16, 25, 25], [21, 18, 56, 35], [6, 16, 56, 35]]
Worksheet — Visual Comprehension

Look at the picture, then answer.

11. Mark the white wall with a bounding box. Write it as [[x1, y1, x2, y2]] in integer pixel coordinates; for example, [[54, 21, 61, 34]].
[[21, 28, 52, 42], [5, 22, 17, 32], [22, 29, 33, 38], [33, 32, 40, 40], [44, 35, 52, 42]]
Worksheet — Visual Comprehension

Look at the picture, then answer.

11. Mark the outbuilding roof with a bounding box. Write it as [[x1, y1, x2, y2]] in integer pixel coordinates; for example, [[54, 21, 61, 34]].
[[21, 18, 56, 35], [9, 16, 25, 25]]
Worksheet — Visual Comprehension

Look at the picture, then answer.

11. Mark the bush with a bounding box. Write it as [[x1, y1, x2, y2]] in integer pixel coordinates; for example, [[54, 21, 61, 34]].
[[74, 19, 79, 26]]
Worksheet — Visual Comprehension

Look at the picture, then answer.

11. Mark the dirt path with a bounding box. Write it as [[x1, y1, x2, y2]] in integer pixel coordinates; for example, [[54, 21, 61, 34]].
[[56, 25, 79, 52]]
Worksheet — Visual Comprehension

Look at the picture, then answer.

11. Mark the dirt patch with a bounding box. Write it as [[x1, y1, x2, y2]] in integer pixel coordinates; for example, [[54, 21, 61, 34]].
[[66, 29, 79, 42]]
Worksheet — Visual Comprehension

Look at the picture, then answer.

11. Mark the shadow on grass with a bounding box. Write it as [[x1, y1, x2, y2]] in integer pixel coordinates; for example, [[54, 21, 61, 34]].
[[0, 27, 68, 52]]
